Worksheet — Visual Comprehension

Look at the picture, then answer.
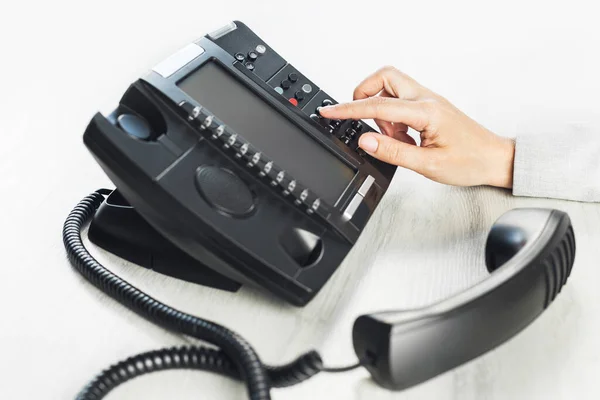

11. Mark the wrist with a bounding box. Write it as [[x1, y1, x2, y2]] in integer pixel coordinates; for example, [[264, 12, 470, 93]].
[[486, 136, 515, 189]]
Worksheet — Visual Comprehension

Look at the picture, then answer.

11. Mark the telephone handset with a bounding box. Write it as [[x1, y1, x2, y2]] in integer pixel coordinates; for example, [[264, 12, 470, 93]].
[[353, 208, 575, 390], [65, 21, 576, 399]]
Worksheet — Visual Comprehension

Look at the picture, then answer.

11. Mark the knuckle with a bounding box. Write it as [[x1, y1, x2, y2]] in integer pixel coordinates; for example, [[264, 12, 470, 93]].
[[369, 96, 389, 118], [419, 99, 437, 114], [419, 100, 440, 122], [379, 65, 398, 75], [370, 96, 389, 106]]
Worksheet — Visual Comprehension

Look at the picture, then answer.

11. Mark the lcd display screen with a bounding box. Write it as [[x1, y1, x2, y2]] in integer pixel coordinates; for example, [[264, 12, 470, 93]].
[[177, 62, 355, 205]]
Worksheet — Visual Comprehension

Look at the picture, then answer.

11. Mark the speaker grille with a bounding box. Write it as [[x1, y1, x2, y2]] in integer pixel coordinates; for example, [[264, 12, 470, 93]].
[[543, 225, 576, 308]]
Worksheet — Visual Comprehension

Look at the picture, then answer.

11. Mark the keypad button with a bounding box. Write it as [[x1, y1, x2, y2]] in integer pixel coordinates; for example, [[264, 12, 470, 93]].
[[245, 62, 255, 71], [248, 51, 258, 61], [322, 99, 334, 107], [255, 44, 267, 54], [294, 91, 305, 101], [330, 119, 342, 129], [302, 84, 312, 94], [288, 73, 299, 82], [352, 120, 363, 131], [281, 80, 292, 90], [234, 52, 245, 61], [310, 114, 320, 123]]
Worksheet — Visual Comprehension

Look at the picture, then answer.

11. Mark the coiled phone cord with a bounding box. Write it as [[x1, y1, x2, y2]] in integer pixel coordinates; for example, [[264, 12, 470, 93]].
[[63, 190, 361, 400]]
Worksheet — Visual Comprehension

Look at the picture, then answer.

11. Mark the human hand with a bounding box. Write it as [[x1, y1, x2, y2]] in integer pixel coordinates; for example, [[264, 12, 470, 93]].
[[319, 66, 515, 188]]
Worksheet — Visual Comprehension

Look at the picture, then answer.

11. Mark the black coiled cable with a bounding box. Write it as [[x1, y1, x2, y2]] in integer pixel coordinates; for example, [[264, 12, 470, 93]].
[[63, 190, 360, 400]]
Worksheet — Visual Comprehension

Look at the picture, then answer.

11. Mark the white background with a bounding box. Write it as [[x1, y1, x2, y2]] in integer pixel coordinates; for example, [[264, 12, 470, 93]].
[[1, 1, 600, 399]]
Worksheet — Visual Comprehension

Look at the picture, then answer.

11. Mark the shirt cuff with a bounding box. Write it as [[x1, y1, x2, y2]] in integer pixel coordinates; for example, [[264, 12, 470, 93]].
[[513, 132, 600, 202]]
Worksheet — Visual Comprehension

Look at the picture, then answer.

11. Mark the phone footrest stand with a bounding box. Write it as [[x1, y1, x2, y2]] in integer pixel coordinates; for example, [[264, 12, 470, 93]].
[[88, 189, 241, 292]]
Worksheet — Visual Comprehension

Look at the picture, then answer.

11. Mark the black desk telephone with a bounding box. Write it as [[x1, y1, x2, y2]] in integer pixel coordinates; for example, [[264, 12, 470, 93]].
[[63, 21, 577, 399]]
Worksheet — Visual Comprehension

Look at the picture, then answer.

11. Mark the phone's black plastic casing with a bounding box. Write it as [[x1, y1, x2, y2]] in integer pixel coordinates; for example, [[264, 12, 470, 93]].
[[83, 21, 396, 306]]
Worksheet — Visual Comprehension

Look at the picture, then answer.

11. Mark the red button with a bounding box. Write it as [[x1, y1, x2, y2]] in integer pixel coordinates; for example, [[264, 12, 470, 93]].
[[288, 98, 298, 106]]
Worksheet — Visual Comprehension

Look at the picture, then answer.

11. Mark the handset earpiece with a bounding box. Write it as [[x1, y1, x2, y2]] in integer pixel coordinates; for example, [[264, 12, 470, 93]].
[[353, 208, 576, 391]]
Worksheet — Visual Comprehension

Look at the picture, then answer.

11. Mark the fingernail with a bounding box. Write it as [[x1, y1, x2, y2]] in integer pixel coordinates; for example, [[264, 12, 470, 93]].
[[359, 135, 378, 153]]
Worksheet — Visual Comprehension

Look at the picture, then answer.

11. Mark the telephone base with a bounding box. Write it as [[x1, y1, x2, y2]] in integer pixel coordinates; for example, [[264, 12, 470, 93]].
[[88, 189, 242, 293]]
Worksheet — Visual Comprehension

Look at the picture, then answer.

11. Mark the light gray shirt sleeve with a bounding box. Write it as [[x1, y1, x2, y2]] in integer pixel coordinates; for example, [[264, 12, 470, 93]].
[[512, 132, 600, 202]]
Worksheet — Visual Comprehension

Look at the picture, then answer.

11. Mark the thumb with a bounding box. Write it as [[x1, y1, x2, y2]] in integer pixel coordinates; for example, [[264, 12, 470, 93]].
[[359, 133, 428, 173]]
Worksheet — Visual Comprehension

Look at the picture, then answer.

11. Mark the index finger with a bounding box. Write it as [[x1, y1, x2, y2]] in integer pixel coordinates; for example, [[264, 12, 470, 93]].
[[319, 97, 431, 132]]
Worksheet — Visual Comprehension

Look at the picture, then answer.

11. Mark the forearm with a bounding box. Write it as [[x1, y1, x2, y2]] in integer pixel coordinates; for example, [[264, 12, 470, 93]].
[[512, 131, 600, 202]]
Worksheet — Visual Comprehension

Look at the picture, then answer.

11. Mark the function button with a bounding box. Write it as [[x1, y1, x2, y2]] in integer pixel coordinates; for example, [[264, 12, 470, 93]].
[[236, 143, 250, 159], [301, 84, 313, 94], [295, 189, 309, 206], [342, 194, 362, 221], [201, 115, 214, 130], [281, 80, 292, 90], [358, 175, 375, 197], [195, 166, 255, 218], [274, 86, 284, 95], [255, 44, 267, 54], [309, 198, 321, 214], [259, 161, 274, 177], [188, 106, 202, 121], [248, 152, 261, 167], [288, 73, 299, 83], [294, 91, 305, 101], [179, 100, 195, 114], [234, 52, 245, 61], [289, 98, 299, 107], [309, 113, 320, 123], [315, 106, 324, 116], [224, 133, 237, 149], [322, 99, 334, 107], [247, 51, 258, 61], [269, 169, 281, 187], [351, 120, 363, 131], [117, 114, 152, 140], [283, 180, 297, 196], [276, 171, 286, 184], [245, 62, 255, 71], [211, 124, 225, 139]]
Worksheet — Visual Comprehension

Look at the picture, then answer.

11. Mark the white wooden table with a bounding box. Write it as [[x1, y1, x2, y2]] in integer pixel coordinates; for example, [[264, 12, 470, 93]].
[[2, 1, 600, 399]]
